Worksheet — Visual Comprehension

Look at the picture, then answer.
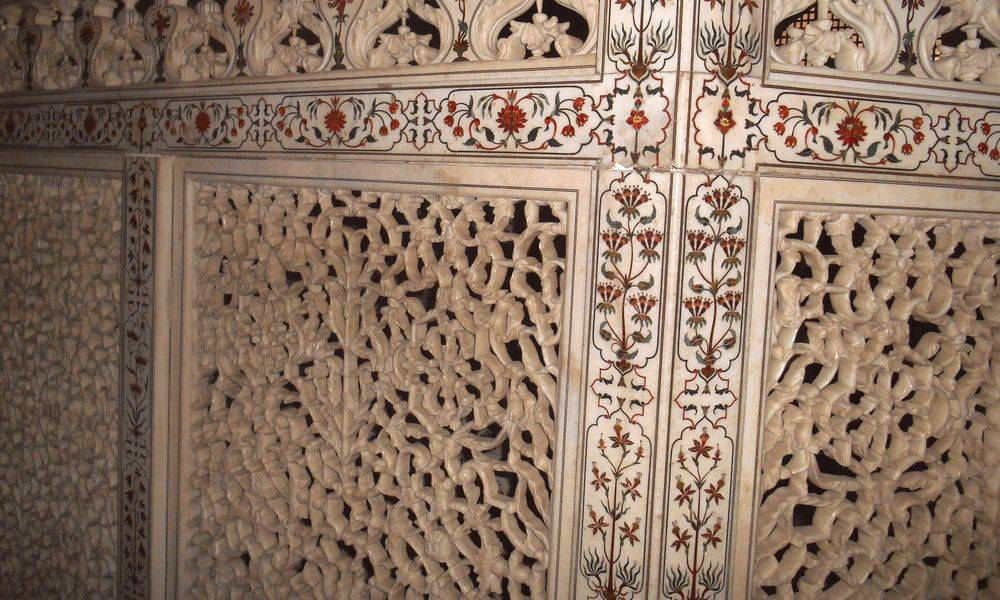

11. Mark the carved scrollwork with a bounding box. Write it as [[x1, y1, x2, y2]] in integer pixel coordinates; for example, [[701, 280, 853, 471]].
[[771, 0, 898, 72], [163, 0, 236, 82], [771, 0, 999, 84], [0, 7, 28, 92], [0, 0, 597, 91], [917, 0, 999, 85], [91, 0, 154, 86], [30, 1, 85, 90], [246, 0, 334, 75], [470, 0, 593, 60], [345, 0, 453, 67]]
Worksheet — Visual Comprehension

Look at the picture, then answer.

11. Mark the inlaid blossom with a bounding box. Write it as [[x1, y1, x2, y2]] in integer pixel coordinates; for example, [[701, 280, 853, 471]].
[[231, 0, 254, 26], [674, 477, 694, 505], [686, 230, 712, 263], [835, 115, 867, 147], [151, 11, 171, 37], [323, 108, 346, 134], [587, 506, 608, 532], [610, 420, 633, 449], [715, 108, 735, 134], [601, 229, 629, 262], [628, 294, 657, 327], [194, 111, 211, 134], [83, 113, 98, 135], [718, 291, 743, 322], [496, 104, 527, 134], [596, 283, 622, 314], [626, 109, 649, 130], [683, 297, 711, 329], [671, 523, 692, 550], [705, 187, 739, 221], [635, 229, 662, 261], [590, 465, 610, 491], [78, 23, 95, 45], [688, 430, 714, 459], [613, 186, 650, 218], [719, 236, 745, 267]]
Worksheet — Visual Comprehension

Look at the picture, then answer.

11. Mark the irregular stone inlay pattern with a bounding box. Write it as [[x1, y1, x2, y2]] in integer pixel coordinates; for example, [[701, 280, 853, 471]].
[[754, 211, 999, 598], [186, 182, 568, 598], [0, 172, 122, 599]]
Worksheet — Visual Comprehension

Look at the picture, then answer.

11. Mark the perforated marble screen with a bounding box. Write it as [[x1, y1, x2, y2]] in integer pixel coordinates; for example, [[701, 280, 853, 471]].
[[177, 181, 569, 598], [753, 210, 999, 598]]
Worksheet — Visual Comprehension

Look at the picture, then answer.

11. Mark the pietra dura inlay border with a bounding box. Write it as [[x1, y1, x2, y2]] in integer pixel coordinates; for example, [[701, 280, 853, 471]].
[[119, 155, 155, 600]]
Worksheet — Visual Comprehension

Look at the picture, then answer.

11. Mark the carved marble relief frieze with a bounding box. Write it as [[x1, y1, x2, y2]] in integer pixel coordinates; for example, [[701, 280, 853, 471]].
[[0, 0, 600, 90]]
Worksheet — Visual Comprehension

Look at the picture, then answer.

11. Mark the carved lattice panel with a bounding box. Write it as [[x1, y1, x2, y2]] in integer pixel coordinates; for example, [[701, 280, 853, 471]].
[[182, 181, 568, 598], [753, 210, 999, 598], [0, 171, 122, 598]]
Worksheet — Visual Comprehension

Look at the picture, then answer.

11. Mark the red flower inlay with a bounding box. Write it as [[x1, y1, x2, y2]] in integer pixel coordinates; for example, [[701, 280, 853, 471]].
[[626, 109, 649, 131], [231, 0, 254, 26], [714, 108, 734, 134], [496, 104, 527, 134], [835, 115, 867, 148], [78, 23, 95, 45], [194, 111, 211, 134], [324, 109, 346, 135], [151, 11, 171, 37], [83, 114, 98, 135]]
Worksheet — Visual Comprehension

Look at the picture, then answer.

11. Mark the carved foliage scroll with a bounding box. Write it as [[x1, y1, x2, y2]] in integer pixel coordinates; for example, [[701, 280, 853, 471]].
[[0, 171, 122, 598], [185, 182, 567, 598], [755, 210, 999, 597]]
